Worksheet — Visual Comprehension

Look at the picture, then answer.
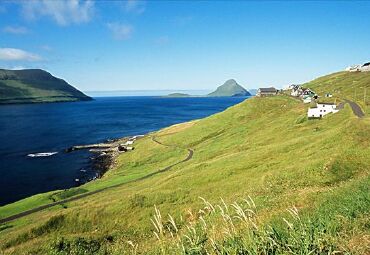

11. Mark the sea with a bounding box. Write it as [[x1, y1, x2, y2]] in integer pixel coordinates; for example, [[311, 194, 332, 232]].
[[0, 96, 248, 206]]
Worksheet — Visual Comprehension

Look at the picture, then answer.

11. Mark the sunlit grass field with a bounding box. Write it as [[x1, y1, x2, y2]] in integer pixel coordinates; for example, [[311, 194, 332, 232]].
[[303, 71, 370, 113], [0, 71, 369, 254]]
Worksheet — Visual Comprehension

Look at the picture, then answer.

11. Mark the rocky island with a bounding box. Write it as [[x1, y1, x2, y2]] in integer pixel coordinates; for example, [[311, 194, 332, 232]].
[[165, 79, 252, 97], [208, 79, 251, 97], [165, 92, 192, 97]]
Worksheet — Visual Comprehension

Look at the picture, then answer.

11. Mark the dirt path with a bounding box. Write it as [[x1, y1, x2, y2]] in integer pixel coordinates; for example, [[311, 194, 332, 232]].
[[344, 100, 365, 118], [0, 136, 193, 224], [336, 100, 365, 118]]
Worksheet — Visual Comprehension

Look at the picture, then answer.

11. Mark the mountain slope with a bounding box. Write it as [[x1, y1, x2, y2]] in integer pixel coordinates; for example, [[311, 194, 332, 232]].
[[0, 71, 369, 254], [0, 69, 92, 104], [208, 79, 251, 97]]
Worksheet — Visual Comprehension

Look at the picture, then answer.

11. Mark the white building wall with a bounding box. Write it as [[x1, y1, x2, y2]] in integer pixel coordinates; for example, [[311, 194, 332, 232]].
[[291, 90, 299, 97], [346, 63, 370, 72], [360, 65, 370, 72], [307, 104, 339, 118]]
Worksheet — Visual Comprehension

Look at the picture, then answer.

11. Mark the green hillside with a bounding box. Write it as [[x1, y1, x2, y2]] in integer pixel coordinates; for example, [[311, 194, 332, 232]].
[[0, 71, 369, 254], [0, 69, 92, 104], [303, 71, 370, 114], [208, 79, 251, 97]]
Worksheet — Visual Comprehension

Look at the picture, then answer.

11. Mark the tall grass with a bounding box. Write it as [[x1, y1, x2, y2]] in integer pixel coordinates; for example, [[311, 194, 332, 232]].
[[150, 197, 344, 254]]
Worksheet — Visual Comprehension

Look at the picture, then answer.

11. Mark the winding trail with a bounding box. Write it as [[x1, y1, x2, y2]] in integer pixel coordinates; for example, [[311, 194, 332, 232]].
[[0, 136, 193, 224], [337, 100, 365, 118], [344, 100, 365, 118]]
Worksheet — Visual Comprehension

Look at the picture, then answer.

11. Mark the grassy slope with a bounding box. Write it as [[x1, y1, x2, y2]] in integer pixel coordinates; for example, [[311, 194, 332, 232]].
[[0, 69, 91, 104], [303, 71, 370, 114], [0, 72, 369, 254]]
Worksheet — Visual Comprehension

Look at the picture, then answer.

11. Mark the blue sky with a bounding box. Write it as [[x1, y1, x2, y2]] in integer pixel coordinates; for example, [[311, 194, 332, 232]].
[[0, 0, 369, 92]]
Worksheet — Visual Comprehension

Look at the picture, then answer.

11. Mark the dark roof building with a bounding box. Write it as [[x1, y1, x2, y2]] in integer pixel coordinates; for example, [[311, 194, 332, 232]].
[[257, 87, 277, 97]]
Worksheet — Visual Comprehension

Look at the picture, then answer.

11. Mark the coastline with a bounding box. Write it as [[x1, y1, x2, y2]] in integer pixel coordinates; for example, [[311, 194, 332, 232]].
[[0, 96, 93, 105], [66, 134, 145, 183], [0, 96, 248, 207], [0, 132, 194, 224]]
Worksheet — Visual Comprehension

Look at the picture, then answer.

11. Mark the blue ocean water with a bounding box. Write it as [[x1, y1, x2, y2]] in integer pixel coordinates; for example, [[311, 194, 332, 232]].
[[0, 96, 247, 206]]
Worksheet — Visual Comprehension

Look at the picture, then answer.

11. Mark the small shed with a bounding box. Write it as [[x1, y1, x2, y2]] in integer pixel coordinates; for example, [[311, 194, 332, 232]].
[[125, 140, 134, 145]]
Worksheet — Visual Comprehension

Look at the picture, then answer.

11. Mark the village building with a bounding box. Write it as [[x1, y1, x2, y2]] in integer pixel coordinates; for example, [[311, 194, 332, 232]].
[[302, 88, 315, 96], [283, 84, 300, 90], [303, 96, 312, 104], [290, 84, 303, 97], [361, 62, 370, 72], [291, 89, 300, 97], [307, 103, 339, 118], [290, 85, 316, 101], [257, 87, 278, 96], [345, 62, 370, 72]]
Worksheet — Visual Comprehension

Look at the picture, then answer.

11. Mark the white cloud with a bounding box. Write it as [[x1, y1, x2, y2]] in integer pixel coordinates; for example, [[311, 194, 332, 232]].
[[107, 22, 133, 40], [3, 26, 29, 35], [21, 0, 94, 26], [124, 0, 145, 14], [0, 48, 42, 61]]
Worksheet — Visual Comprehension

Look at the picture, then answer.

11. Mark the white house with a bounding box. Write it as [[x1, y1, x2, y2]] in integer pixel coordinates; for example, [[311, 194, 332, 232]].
[[283, 84, 298, 90], [291, 90, 300, 97], [346, 64, 361, 72], [345, 62, 370, 72], [307, 103, 339, 118], [361, 62, 370, 72]]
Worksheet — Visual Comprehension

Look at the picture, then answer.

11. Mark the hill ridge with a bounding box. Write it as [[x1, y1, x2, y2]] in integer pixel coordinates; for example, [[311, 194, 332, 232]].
[[0, 69, 91, 104], [0, 70, 369, 254]]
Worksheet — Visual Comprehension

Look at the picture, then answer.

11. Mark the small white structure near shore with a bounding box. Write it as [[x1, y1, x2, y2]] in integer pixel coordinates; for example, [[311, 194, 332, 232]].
[[125, 140, 134, 145], [308, 103, 339, 118]]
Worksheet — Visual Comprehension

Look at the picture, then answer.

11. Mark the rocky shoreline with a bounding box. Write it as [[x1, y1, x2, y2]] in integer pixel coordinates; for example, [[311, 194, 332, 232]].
[[65, 135, 144, 181]]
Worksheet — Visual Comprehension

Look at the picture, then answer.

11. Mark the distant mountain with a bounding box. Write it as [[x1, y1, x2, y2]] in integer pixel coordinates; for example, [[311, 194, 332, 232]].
[[0, 69, 92, 104], [248, 89, 258, 96], [165, 93, 191, 98], [208, 79, 251, 97]]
